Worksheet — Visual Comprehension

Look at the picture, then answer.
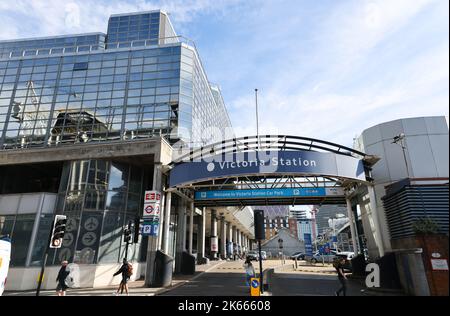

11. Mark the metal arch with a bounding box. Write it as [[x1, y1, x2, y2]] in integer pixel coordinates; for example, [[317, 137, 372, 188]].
[[171, 135, 368, 165]]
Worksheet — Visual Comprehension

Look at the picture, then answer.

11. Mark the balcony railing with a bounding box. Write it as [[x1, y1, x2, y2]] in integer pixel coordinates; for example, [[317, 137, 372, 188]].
[[1, 36, 197, 60]]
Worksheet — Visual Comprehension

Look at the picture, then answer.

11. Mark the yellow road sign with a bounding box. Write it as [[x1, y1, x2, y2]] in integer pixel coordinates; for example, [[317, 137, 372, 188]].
[[250, 278, 260, 296]]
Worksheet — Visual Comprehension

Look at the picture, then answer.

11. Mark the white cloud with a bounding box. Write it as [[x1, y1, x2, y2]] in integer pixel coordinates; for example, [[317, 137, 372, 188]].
[[224, 0, 449, 146], [0, 0, 238, 39]]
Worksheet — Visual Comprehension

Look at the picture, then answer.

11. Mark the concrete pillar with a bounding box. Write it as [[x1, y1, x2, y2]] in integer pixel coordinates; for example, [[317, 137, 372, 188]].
[[188, 202, 194, 255], [368, 185, 385, 257], [227, 222, 233, 258], [236, 229, 241, 254], [144, 163, 163, 287], [218, 216, 225, 259], [346, 197, 359, 254], [197, 207, 206, 263], [175, 199, 187, 273], [157, 191, 166, 250], [210, 210, 218, 259], [231, 225, 237, 258], [162, 191, 172, 254]]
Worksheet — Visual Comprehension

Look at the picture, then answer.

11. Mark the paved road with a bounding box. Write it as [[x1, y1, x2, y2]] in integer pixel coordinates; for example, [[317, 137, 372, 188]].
[[271, 272, 365, 296], [159, 260, 364, 296], [159, 260, 282, 296]]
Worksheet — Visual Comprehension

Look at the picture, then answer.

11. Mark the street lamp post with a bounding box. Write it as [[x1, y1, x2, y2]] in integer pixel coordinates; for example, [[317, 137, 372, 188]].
[[392, 133, 410, 178], [255, 89, 260, 150]]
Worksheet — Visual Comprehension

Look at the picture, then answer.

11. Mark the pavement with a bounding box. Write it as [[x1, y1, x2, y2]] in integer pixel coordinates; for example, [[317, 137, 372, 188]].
[[158, 259, 283, 296], [4, 259, 407, 296], [3, 260, 226, 297]]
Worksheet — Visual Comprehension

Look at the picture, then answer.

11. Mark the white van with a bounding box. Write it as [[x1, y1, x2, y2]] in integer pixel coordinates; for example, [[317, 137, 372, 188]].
[[0, 238, 12, 296]]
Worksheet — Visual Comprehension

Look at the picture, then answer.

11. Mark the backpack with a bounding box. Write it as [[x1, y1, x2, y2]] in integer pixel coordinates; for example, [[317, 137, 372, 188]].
[[126, 263, 133, 277], [332, 259, 340, 269]]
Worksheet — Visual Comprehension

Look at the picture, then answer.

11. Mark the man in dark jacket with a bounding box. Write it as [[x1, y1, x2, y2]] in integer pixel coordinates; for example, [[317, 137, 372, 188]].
[[334, 257, 348, 296], [113, 258, 131, 295], [56, 261, 70, 296]]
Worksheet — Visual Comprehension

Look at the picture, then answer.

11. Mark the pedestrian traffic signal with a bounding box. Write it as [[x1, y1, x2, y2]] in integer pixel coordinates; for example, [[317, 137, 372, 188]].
[[50, 215, 67, 248]]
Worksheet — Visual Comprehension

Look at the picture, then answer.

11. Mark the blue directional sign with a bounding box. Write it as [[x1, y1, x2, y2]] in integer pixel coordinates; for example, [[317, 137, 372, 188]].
[[195, 187, 343, 200], [142, 221, 159, 237], [304, 233, 313, 256], [251, 279, 259, 288]]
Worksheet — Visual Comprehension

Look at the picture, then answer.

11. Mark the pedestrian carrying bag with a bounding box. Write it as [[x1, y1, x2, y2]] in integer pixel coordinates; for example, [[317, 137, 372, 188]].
[[127, 263, 133, 277]]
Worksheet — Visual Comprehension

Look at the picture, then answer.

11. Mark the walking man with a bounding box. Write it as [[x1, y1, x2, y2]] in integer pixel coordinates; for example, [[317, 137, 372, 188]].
[[113, 258, 132, 295], [56, 260, 70, 296], [334, 257, 347, 296]]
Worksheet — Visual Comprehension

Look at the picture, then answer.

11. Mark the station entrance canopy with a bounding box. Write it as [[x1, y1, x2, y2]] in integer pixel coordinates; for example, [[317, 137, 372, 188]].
[[169, 135, 379, 207]]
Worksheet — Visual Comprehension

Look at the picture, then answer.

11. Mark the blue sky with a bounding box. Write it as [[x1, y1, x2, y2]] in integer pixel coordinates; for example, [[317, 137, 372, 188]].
[[0, 0, 448, 146]]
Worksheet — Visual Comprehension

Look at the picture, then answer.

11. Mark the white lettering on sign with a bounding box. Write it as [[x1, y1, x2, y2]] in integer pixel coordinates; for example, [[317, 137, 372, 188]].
[[431, 259, 448, 271], [144, 191, 161, 203], [206, 157, 318, 172]]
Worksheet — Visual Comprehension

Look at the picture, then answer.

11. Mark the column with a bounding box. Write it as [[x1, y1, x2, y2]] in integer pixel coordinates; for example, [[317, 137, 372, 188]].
[[210, 210, 218, 259], [175, 199, 187, 273], [227, 222, 233, 258], [197, 207, 206, 263], [145, 163, 163, 287], [236, 229, 241, 255], [220, 216, 227, 259], [346, 197, 359, 254], [368, 185, 385, 257], [232, 225, 237, 259], [157, 191, 166, 250], [162, 192, 172, 254], [188, 202, 194, 255]]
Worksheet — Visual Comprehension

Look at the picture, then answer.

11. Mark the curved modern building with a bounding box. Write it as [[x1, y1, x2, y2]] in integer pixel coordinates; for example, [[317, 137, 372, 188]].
[[354, 116, 449, 257]]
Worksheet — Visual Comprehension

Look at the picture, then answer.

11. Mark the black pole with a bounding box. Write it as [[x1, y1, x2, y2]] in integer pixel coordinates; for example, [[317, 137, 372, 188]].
[[258, 239, 263, 294], [125, 240, 129, 261], [36, 222, 54, 296]]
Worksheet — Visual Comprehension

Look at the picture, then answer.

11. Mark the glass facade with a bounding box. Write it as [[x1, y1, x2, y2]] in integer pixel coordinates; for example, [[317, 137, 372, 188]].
[[0, 10, 233, 268], [0, 10, 232, 151], [48, 160, 144, 265], [0, 34, 106, 59]]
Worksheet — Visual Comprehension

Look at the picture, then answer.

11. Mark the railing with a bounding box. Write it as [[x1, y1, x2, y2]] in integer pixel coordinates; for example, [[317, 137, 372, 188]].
[[2, 36, 197, 60]]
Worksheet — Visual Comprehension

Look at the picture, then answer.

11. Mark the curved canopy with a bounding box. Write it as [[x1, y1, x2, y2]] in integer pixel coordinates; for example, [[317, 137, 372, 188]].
[[168, 135, 378, 206]]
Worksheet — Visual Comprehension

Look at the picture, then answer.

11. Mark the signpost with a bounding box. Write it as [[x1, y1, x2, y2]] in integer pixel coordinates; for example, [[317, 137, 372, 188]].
[[250, 278, 260, 296], [142, 190, 162, 238], [0, 237, 11, 296], [304, 233, 313, 256]]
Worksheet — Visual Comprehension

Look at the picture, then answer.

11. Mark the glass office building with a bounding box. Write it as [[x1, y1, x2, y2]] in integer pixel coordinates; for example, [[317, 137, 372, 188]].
[[0, 10, 231, 150], [0, 10, 232, 271]]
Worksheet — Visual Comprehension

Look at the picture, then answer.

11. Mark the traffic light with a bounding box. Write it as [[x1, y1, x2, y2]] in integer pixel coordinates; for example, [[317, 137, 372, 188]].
[[123, 226, 132, 244], [133, 216, 140, 244], [254, 210, 265, 240], [50, 215, 67, 248]]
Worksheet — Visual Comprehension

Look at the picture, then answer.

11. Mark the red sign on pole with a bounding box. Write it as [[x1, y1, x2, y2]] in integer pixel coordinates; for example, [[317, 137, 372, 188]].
[[144, 191, 161, 203]]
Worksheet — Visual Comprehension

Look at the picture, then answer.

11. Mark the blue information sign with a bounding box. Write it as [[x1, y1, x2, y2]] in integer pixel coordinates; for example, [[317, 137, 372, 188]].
[[195, 187, 338, 200], [170, 150, 366, 188], [304, 233, 313, 256], [142, 221, 159, 237]]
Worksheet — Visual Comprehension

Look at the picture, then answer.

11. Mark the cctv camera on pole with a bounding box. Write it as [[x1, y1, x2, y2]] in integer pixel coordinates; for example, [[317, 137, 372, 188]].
[[253, 210, 265, 293]]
